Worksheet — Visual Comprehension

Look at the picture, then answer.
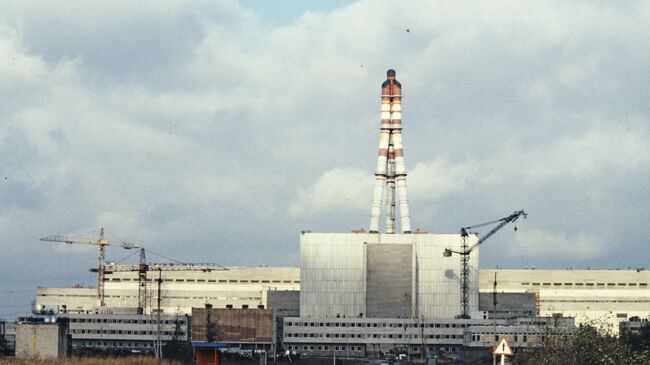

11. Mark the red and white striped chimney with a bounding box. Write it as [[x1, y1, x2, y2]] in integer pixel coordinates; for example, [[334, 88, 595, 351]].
[[369, 69, 412, 234]]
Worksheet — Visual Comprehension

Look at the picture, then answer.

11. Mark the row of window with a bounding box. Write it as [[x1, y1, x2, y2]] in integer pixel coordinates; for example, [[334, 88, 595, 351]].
[[107, 278, 299, 284], [471, 334, 534, 342], [70, 318, 184, 325], [39, 294, 261, 301], [521, 282, 648, 287], [541, 299, 650, 303], [287, 345, 363, 351], [287, 321, 468, 329], [286, 333, 462, 340], [73, 341, 156, 348], [72, 329, 179, 336]]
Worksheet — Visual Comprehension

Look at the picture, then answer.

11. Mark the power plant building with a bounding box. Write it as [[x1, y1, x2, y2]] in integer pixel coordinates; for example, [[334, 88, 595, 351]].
[[300, 232, 478, 320], [35, 266, 299, 315]]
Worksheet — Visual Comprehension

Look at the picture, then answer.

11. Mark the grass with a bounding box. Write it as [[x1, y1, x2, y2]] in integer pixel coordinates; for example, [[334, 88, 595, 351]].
[[0, 358, 181, 365]]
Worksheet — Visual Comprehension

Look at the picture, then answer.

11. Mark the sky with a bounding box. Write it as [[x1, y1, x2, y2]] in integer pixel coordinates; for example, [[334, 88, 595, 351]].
[[1, 0, 649, 318]]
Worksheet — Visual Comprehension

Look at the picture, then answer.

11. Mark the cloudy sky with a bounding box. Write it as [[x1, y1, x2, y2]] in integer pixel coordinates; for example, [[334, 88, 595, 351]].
[[1, 0, 649, 317]]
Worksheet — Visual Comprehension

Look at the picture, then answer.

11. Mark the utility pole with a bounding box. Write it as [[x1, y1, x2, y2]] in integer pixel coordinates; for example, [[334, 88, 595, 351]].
[[156, 268, 162, 359], [493, 271, 497, 365]]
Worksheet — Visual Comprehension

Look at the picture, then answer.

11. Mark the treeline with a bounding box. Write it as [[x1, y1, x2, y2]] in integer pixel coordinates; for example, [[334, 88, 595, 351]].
[[514, 322, 650, 365]]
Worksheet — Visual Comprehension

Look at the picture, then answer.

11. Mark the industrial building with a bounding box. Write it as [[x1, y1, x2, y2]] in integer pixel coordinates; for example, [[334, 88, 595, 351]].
[[20, 70, 650, 362], [15, 316, 69, 359], [480, 268, 650, 333], [300, 232, 478, 320], [35, 266, 299, 315], [285, 70, 499, 361], [283, 316, 575, 359], [17, 311, 188, 355], [191, 307, 275, 352]]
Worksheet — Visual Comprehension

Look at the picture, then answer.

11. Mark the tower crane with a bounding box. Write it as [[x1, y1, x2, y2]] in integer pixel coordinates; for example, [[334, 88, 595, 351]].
[[443, 210, 527, 318], [96, 248, 229, 314], [40, 227, 139, 307]]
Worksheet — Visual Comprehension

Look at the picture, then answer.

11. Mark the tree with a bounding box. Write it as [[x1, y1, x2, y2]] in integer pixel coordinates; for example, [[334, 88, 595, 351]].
[[514, 322, 650, 365]]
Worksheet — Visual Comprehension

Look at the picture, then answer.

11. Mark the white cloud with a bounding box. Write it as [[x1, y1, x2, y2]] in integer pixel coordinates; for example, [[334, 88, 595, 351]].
[[524, 121, 650, 182], [408, 159, 480, 201], [289, 167, 371, 217]]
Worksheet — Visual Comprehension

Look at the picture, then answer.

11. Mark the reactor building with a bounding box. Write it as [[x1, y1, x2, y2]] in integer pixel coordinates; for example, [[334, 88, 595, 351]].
[[299, 70, 478, 321]]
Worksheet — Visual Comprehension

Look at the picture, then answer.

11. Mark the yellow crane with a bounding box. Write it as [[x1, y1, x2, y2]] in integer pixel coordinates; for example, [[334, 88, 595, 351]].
[[40, 227, 139, 307]]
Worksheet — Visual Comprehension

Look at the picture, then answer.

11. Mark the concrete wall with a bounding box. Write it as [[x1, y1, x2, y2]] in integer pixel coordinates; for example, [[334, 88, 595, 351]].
[[15, 322, 68, 359], [300, 232, 478, 320], [300, 233, 367, 318], [366, 243, 412, 318], [36, 266, 300, 315], [478, 292, 536, 318], [479, 269, 650, 333], [192, 308, 274, 344], [267, 290, 300, 314]]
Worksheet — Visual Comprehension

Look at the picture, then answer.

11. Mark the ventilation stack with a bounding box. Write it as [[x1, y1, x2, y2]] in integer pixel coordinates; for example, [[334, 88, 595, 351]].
[[369, 69, 412, 234]]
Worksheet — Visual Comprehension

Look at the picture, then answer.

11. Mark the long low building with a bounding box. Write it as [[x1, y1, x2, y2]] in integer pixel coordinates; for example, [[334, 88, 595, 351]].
[[17, 311, 189, 355], [34, 267, 650, 334], [282, 316, 575, 360], [36, 266, 300, 315], [479, 268, 650, 333]]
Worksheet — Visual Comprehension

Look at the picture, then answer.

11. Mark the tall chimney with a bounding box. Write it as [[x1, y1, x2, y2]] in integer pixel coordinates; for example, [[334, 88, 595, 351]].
[[369, 69, 412, 234]]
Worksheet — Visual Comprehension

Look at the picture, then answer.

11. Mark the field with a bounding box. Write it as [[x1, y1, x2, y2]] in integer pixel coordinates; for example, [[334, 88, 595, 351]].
[[0, 358, 182, 365]]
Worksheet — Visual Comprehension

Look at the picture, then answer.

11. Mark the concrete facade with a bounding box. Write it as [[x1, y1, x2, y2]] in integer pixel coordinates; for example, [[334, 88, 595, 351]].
[[300, 232, 479, 320], [478, 292, 537, 319], [35, 266, 300, 315], [480, 269, 650, 333], [32, 267, 650, 336], [283, 316, 574, 359], [15, 320, 69, 359], [18, 312, 188, 354]]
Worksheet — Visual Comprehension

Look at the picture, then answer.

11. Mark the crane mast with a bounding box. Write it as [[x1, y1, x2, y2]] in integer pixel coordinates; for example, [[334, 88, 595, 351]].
[[444, 210, 527, 318], [98, 249, 229, 314], [40, 227, 139, 307]]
